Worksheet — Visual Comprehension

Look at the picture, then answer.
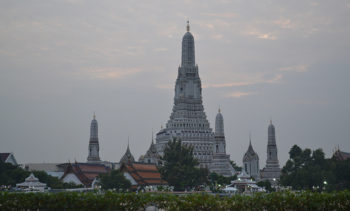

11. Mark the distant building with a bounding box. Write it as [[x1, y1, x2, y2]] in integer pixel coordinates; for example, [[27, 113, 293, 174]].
[[87, 114, 101, 163], [210, 109, 235, 177], [16, 173, 46, 191], [139, 135, 161, 165], [227, 171, 265, 194], [24, 163, 65, 178], [120, 142, 135, 165], [0, 152, 18, 165], [120, 162, 167, 191], [155, 22, 215, 170], [60, 162, 110, 187], [243, 136, 260, 180], [260, 121, 281, 182], [333, 148, 350, 161]]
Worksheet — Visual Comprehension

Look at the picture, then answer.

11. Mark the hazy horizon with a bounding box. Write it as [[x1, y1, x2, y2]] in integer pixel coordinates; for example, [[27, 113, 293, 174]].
[[1, 0, 350, 168]]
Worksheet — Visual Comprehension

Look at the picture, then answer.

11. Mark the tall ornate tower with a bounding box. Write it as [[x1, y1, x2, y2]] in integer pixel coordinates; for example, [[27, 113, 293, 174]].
[[211, 109, 235, 176], [261, 120, 281, 181], [87, 114, 101, 162], [156, 22, 215, 168]]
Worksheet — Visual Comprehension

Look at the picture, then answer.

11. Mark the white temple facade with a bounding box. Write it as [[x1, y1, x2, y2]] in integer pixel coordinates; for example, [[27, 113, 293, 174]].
[[210, 109, 235, 176], [16, 173, 46, 191], [260, 121, 281, 182], [87, 114, 101, 163], [243, 136, 260, 180], [155, 22, 215, 169]]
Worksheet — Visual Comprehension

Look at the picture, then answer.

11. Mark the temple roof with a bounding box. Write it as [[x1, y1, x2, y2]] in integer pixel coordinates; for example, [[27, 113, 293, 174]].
[[144, 138, 160, 159], [333, 149, 350, 161], [61, 162, 110, 187], [120, 143, 135, 164], [16, 173, 46, 188], [243, 139, 259, 162], [120, 162, 167, 189], [0, 153, 11, 162]]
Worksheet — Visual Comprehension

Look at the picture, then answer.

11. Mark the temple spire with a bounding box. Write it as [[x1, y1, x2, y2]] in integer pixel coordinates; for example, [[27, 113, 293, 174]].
[[87, 114, 100, 162], [181, 21, 195, 67], [215, 108, 224, 136]]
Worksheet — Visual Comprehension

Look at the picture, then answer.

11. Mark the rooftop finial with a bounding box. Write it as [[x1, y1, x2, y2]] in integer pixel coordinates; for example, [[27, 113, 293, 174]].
[[186, 20, 190, 32], [151, 129, 154, 144], [249, 132, 252, 145], [127, 136, 130, 148], [93, 112, 96, 120], [218, 105, 221, 113]]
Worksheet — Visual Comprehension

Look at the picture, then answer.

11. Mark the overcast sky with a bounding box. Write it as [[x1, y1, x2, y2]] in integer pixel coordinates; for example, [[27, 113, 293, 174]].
[[1, 0, 350, 167]]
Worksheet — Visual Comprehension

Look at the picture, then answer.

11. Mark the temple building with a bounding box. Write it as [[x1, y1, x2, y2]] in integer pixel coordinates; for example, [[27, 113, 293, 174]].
[[61, 162, 110, 187], [87, 114, 101, 163], [139, 134, 161, 165], [0, 152, 18, 166], [120, 162, 167, 191], [332, 147, 350, 161], [120, 142, 135, 165], [243, 135, 260, 180], [210, 109, 235, 176], [155, 21, 215, 169], [260, 120, 281, 182], [16, 173, 46, 191]]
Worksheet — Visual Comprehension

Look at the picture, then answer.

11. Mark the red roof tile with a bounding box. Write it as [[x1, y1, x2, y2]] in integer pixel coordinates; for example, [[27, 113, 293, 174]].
[[120, 162, 167, 188], [61, 163, 110, 187], [0, 153, 10, 162]]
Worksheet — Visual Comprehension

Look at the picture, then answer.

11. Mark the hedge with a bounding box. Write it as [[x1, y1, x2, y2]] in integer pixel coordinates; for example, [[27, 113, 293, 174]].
[[0, 191, 350, 210]]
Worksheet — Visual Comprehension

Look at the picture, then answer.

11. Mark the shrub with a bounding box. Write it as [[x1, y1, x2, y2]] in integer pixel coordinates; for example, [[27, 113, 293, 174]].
[[0, 191, 349, 210]]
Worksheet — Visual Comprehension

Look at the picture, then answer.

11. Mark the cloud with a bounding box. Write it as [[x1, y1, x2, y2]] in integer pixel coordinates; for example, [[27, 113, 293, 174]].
[[257, 33, 277, 40], [224, 91, 256, 98], [211, 34, 223, 40], [203, 81, 254, 88], [279, 65, 308, 73], [266, 74, 283, 84], [244, 29, 277, 40], [155, 84, 173, 89], [204, 73, 283, 88], [292, 99, 328, 105], [154, 48, 168, 52], [84, 67, 143, 80], [273, 19, 296, 29], [204, 13, 238, 18]]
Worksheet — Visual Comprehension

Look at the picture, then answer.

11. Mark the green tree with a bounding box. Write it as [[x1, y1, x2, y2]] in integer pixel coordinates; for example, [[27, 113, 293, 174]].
[[209, 172, 236, 186], [158, 138, 208, 191], [280, 145, 332, 190], [31, 170, 83, 189], [0, 161, 29, 186], [0, 161, 83, 189], [230, 160, 242, 171], [257, 180, 274, 192], [99, 169, 131, 191]]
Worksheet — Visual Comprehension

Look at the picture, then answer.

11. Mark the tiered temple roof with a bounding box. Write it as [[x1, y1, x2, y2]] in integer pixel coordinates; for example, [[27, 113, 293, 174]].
[[120, 162, 167, 190]]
